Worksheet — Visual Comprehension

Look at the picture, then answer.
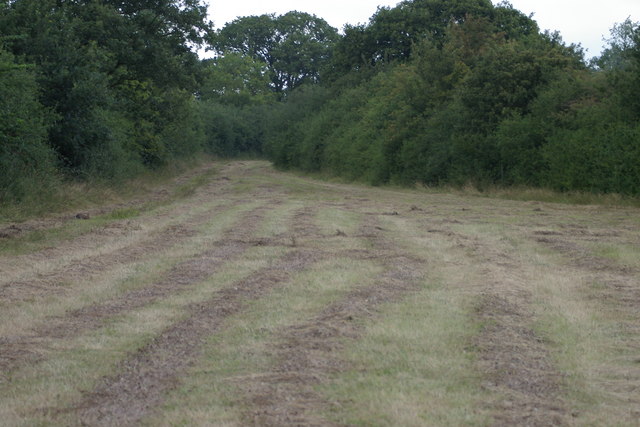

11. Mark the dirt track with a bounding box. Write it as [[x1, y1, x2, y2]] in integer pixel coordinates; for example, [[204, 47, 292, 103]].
[[1, 161, 639, 426]]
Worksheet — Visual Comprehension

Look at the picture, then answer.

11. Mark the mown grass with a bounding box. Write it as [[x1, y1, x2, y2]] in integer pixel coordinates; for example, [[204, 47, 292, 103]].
[[530, 270, 638, 425], [0, 200, 258, 339], [322, 284, 486, 427], [444, 209, 640, 426], [280, 165, 640, 208], [590, 243, 640, 269], [1, 219, 278, 427], [317, 215, 491, 427], [2, 160, 639, 426], [421, 183, 640, 208]]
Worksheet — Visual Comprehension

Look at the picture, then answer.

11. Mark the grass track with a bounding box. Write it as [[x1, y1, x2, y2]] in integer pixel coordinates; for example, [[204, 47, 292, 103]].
[[0, 161, 639, 426]]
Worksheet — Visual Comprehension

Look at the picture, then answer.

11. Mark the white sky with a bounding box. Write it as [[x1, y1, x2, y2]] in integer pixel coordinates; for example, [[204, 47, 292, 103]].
[[203, 0, 640, 58]]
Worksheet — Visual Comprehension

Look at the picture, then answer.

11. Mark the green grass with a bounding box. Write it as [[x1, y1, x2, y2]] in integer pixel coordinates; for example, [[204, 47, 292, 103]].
[[0, 156, 216, 223], [2, 160, 640, 426], [316, 216, 490, 426], [280, 165, 640, 208], [444, 184, 640, 208], [0, 163, 220, 256], [321, 280, 487, 427], [103, 207, 142, 220]]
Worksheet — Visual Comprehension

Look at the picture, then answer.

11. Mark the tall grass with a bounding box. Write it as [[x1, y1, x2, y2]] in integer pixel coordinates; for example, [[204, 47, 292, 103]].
[[0, 156, 215, 223]]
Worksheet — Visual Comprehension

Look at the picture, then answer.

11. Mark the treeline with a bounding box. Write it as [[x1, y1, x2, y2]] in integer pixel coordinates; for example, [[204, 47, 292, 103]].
[[265, 0, 640, 195], [2, 0, 640, 205]]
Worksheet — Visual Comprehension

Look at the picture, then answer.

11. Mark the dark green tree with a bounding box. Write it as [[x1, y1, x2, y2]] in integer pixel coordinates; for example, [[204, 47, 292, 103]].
[[329, 0, 494, 76], [0, 0, 213, 176], [213, 11, 339, 93], [0, 47, 58, 202], [597, 19, 640, 120], [200, 53, 274, 106]]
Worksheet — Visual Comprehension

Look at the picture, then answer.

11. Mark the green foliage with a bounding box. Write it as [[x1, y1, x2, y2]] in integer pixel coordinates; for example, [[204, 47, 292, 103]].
[[213, 12, 339, 93], [597, 19, 640, 120], [0, 47, 58, 202], [0, 0, 213, 181], [265, 0, 640, 196], [200, 102, 266, 157], [264, 85, 332, 167], [2, 0, 640, 210], [200, 53, 274, 106], [544, 105, 640, 194], [328, 0, 495, 76]]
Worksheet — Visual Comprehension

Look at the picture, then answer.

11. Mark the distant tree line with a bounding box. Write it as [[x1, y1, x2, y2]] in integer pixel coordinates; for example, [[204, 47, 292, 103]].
[[1, 0, 639, 205]]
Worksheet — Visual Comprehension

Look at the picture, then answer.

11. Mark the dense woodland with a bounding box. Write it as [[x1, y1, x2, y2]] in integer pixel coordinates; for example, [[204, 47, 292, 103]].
[[1, 0, 639, 206]]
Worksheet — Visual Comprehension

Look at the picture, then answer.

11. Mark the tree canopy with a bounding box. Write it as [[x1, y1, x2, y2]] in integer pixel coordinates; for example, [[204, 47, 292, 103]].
[[212, 11, 339, 93]]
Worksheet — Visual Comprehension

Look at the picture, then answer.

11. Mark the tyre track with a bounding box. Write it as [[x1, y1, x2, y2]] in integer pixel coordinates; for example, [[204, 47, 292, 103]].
[[239, 217, 424, 426], [475, 292, 566, 427]]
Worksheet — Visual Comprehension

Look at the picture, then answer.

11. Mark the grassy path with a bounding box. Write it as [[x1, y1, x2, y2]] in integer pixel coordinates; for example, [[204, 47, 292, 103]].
[[0, 161, 638, 426]]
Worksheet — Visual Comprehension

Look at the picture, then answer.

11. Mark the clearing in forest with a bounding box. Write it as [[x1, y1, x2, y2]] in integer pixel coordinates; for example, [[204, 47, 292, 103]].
[[0, 161, 639, 426]]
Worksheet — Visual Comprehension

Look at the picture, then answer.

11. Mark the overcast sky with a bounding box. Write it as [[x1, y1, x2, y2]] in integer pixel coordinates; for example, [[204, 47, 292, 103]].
[[203, 0, 640, 58]]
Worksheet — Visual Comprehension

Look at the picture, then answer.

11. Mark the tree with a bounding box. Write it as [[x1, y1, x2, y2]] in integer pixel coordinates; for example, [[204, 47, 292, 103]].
[[0, 47, 58, 202], [200, 53, 273, 106], [328, 0, 494, 75], [212, 11, 339, 93], [0, 0, 213, 176], [597, 19, 640, 120]]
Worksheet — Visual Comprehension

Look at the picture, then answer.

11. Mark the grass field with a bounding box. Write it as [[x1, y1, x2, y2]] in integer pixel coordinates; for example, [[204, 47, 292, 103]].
[[1, 161, 639, 426]]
